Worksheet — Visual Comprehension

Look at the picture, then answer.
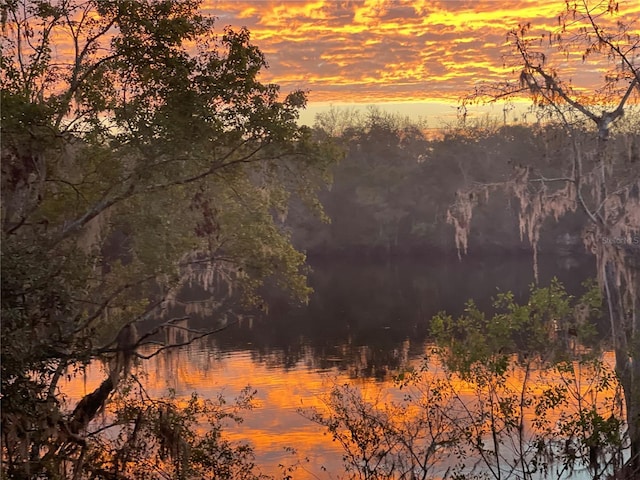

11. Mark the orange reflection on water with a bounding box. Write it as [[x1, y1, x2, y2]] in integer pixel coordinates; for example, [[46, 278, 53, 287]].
[[62, 342, 620, 479], [63, 343, 383, 478]]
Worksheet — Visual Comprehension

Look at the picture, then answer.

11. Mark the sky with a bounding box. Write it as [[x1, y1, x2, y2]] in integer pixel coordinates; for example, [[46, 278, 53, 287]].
[[204, 0, 640, 127]]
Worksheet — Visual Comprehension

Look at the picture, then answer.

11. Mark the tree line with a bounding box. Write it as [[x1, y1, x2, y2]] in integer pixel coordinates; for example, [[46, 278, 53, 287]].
[[290, 109, 638, 259]]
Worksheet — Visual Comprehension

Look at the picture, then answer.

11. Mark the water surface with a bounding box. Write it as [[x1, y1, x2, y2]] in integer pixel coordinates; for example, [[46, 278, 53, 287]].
[[69, 255, 599, 478]]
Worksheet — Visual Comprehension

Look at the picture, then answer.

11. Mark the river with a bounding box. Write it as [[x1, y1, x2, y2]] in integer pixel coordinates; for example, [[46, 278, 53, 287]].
[[66, 254, 602, 478]]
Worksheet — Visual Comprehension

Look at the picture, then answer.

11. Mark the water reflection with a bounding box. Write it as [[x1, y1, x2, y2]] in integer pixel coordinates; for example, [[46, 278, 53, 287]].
[[65, 255, 598, 478], [181, 254, 596, 379]]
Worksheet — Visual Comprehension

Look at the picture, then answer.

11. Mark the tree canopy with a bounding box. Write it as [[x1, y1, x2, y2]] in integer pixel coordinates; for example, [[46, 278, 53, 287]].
[[1, 0, 336, 477]]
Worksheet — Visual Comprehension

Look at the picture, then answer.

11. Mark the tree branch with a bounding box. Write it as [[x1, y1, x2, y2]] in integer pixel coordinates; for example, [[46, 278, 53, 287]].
[[134, 320, 237, 360]]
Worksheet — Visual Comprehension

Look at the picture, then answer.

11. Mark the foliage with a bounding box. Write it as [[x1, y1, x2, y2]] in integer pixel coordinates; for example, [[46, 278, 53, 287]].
[[303, 108, 433, 255], [67, 383, 271, 480], [1, 0, 336, 477], [429, 280, 626, 480], [448, 1, 640, 474], [431, 278, 602, 373], [306, 281, 627, 480], [301, 382, 461, 480], [297, 108, 639, 258]]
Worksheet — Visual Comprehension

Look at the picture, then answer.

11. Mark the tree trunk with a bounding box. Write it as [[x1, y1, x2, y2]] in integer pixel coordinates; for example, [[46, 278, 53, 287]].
[[604, 260, 640, 478], [625, 391, 640, 478]]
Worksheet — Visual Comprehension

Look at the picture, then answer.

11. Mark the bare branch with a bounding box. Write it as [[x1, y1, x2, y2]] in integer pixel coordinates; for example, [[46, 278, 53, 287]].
[[135, 320, 237, 360]]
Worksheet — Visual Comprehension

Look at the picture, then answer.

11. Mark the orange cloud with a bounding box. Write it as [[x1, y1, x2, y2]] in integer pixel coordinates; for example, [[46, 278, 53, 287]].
[[206, 0, 640, 117], [10, 0, 635, 125]]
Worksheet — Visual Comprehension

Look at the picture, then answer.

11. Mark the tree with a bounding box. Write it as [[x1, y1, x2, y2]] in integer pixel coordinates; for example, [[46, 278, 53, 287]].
[[450, 1, 639, 475], [308, 281, 626, 480], [67, 384, 271, 479], [302, 382, 462, 480], [300, 108, 590, 258], [298, 108, 442, 256], [430, 280, 625, 480], [0, 0, 335, 477]]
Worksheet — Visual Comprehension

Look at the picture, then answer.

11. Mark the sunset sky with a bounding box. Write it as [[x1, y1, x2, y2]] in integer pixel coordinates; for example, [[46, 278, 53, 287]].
[[205, 0, 640, 126]]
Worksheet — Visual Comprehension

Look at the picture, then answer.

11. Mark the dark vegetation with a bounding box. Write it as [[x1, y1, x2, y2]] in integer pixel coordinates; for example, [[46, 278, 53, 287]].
[[290, 111, 612, 259], [1, 0, 335, 477], [1, 0, 639, 479]]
